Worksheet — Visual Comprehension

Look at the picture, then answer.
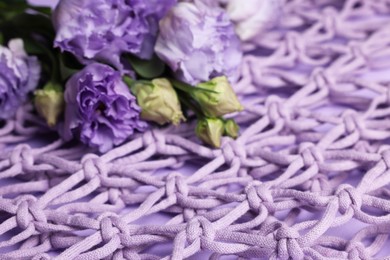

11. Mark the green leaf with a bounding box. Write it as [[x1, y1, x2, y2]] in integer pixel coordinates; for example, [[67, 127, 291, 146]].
[[0, 0, 26, 3], [0, 33, 3, 45], [59, 51, 83, 70], [59, 55, 79, 81], [0, 0, 28, 21], [29, 6, 52, 16], [171, 79, 219, 94], [123, 76, 136, 88], [23, 38, 46, 54], [0, 12, 62, 84], [0, 13, 55, 44], [171, 79, 194, 93], [127, 54, 165, 79], [23, 37, 61, 82], [0, 0, 27, 9], [57, 51, 83, 81]]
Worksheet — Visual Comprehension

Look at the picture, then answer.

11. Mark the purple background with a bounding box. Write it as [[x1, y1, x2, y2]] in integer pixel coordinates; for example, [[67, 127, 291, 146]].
[[17, 0, 390, 258]]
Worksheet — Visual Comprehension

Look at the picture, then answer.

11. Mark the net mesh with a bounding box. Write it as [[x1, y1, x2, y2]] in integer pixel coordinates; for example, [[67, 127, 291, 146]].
[[1, 0, 390, 259]]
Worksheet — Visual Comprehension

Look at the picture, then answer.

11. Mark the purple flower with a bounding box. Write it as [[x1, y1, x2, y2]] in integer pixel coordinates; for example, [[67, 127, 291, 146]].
[[155, 0, 243, 85], [63, 63, 147, 152], [53, 0, 176, 69], [0, 39, 41, 120]]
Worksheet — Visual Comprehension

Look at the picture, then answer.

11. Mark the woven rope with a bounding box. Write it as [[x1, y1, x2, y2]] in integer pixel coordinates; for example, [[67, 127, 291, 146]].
[[1, 0, 390, 259]]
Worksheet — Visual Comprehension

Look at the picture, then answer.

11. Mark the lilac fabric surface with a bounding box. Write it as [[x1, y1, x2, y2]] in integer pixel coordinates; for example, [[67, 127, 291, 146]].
[[2, 0, 390, 259]]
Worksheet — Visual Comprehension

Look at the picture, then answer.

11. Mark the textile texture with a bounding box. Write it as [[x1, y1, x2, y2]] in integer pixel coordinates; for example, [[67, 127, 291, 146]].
[[2, 0, 390, 259]]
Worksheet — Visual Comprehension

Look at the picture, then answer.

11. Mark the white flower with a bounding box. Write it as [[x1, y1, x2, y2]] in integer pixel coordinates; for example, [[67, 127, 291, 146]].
[[227, 0, 282, 41], [0, 39, 41, 119]]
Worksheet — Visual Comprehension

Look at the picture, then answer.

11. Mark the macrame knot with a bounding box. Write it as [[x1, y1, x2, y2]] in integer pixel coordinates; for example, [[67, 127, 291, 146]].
[[349, 42, 366, 60], [381, 150, 390, 169], [32, 253, 51, 260], [286, 32, 305, 54], [15, 196, 46, 230], [311, 68, 334, 89], [385, 88, 390, 105], [346, 242, 370, 260], [343, 113, 362, 134], [322, 7, 338, 32], [245, 182, 273, 212], [121, 250, 141, 260], [108, 188, 121, 204], [81, 154, 107, 182], [221, 142, 246, 165], [304, 174, 330, 193], [273, 226, 303, 260], [10, 144, 34, 168], [165, 173, 189, 198], [152, 131, 167, 154], [299, 143, 324, 167], [186, 217, 215, 244], [99, 214, 128, 244], [50, 232, 74, 249], [183, 209, 197, 222], [275, 226, 300, 240], [266, 97, 290, 124], [354, 141, 371, 153], [142, 130, 156, 147], [336, 184, 362, 214]]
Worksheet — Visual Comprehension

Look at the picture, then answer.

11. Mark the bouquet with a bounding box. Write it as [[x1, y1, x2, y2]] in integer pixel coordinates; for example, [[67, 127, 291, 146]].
[[0, 0, 280, 153]]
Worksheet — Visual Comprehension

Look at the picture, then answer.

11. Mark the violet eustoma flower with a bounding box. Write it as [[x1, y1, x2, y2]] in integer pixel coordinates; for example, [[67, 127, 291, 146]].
[[53, 0, 176, 68], [63, 63, 147, 152], [155, 0, 242, 85], [0, 39, 41, 120]]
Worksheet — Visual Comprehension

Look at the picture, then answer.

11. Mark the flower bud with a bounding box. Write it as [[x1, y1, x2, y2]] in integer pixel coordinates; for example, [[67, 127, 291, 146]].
[[34, 84, 64, 127], [224, 119, 240, 139], [131, 78, 185, 126], [192, 76, 243, 117], [196, 118, 224, 148]]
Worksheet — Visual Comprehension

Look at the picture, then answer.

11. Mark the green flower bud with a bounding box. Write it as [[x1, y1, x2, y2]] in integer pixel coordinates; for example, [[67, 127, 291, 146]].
[[191, 76, 244, 117], [224, 119, 240, 139], [131, 78, 185, 125], [196, 118, 224, 148], [34, 85, 64, 127]]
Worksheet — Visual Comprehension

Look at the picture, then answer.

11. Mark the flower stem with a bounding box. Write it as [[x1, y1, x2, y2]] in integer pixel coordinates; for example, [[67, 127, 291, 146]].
[[176, 90, 204, 119], [123, 75, 136, 88], [170, 79, 195, 94]]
